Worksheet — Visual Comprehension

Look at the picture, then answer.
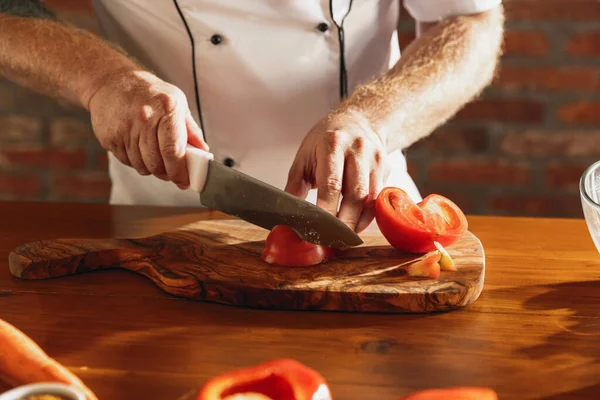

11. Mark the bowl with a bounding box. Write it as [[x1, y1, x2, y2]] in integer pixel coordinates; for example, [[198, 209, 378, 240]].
[[0, 383, 86, 400], [580, 160, 600, 253]]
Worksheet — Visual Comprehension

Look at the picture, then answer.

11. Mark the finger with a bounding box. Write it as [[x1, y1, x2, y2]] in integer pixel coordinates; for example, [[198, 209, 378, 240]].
[[186, 112, 210, 151], [355, 167, 384, 233], [315, 132, 345, 215], [139, 121, 167, 179], [284, 159, 310, 199], [337, 153, 370, 231], [110, 144, 131, 168], [157, 111, 190, 189], [125, 132, 150, 176]]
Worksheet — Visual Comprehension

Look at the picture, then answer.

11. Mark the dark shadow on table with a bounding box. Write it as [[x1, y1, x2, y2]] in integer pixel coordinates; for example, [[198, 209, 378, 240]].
[[537, 383, 600, 399], [518, 280, 600, 363]]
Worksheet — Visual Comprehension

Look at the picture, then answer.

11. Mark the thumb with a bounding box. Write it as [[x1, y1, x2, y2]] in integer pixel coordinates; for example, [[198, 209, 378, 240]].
[[185, 112, 209, 151], [284, 160, 310, 200]]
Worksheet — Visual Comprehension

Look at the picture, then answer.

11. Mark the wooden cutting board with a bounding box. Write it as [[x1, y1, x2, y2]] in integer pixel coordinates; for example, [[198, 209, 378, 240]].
[[8, 219, 485, 313]]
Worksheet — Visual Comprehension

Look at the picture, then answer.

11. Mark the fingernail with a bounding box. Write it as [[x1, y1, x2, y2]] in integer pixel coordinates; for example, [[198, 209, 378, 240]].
[[177, 184, 190, 190]]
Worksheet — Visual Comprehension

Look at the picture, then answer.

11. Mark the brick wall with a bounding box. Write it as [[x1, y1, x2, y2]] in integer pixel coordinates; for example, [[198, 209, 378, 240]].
[[0, 0, 598, 218], [402, 0, 600, 218], [0, 0, 107, 203]]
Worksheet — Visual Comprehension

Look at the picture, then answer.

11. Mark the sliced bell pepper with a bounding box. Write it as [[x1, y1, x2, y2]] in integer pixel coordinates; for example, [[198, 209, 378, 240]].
[[196, 358, 332, 400], [398, 387, 498, 400]]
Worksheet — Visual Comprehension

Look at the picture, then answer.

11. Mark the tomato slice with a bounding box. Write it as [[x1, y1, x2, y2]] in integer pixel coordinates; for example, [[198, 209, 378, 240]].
[[375, 187, 468, 253], [261, 225, 335, 267], [406, 251, 441, 279], [397, 387, 498, 400]]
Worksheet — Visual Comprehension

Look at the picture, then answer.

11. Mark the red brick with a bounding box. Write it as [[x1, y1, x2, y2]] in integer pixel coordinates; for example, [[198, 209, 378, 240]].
[[399, 3, 414, 21], [407, 161, 419, 180], [13, 88, 69, 116], [50, 118, 95, 147], [504, 0, 600, 21], [43, 0, 93, 13], [397, 31, 416, 49], [0, 148, 86, 169], [96, 152, 108, 170], [558, 101, 600, 124], [566, 32, 600, 57], [494, 66, 600, 91], [51, 172, 111, 201], [411, 127, 488, 154], [0, 172, 41, 197], [427, 159, 531, 185], [0, 81, 14, 110], [503, 30, 550, 57], [499, 130, 600, 157], [0, 116, 42, 146], [490, 195, 583, 218], [43, 0, 99, 33], [545, 163, 588, 190], [454, 99, 544, 123]]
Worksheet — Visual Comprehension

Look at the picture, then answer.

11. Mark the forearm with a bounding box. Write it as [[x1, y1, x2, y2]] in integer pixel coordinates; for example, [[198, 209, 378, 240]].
[[0, 5, 142, 110], [335, 5, 504, 151]]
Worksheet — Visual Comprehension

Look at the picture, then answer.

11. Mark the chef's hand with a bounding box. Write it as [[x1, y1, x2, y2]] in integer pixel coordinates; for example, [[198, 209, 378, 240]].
[[285, 109, 388, 233], [87, 70, 209, 189]]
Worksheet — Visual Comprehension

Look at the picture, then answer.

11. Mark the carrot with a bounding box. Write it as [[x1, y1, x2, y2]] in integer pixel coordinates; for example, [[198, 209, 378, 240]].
[[0, 318, 97, 400]]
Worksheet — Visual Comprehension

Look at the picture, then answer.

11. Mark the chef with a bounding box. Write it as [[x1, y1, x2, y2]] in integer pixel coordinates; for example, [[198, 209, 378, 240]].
[[0, 0, 503, 232]]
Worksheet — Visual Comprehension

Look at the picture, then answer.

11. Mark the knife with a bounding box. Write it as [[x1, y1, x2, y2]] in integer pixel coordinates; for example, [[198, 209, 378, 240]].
[[185, 145, 363, 248]]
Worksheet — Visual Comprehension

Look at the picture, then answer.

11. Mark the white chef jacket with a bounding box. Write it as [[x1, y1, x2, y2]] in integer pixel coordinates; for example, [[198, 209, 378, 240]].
[[90, 0, 501, 207]]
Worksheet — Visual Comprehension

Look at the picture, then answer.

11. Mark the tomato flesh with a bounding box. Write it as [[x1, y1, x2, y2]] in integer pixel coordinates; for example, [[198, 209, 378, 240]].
[[261, 225, 335, 267], [406, 252, 441, 279], [375, 187, 468, 253]]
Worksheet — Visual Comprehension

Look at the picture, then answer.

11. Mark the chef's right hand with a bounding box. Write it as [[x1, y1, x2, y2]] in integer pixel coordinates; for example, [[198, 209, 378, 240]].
[[87, 70, 209, 190]]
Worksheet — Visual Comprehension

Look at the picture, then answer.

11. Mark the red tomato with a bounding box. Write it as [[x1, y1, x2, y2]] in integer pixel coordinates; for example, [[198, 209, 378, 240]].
[[261, 225, 335, 267], [375, 187, 468, 253], [398, 387, 498, 400]]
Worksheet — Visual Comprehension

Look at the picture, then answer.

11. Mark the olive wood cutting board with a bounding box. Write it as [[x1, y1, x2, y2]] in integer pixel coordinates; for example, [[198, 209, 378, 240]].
[[8, 219, 485, 313]]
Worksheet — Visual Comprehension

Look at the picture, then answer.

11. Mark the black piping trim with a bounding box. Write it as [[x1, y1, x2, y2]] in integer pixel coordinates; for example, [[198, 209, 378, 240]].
[[329, 0, 354, 100], [173, 0, 206, 140]]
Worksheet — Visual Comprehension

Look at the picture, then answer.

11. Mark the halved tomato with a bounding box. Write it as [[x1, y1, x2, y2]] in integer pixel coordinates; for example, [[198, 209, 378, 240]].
[[261, 225, 336, 267], [398, 387, 498, 400], [375, 187, 468, 253]]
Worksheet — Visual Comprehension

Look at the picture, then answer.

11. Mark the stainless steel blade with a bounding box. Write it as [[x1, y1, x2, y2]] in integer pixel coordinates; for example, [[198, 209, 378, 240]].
[[199, 161, 363, 248]]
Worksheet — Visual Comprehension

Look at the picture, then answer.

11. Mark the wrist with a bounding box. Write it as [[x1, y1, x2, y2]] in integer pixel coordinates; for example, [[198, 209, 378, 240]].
[[81, 67, 145, 111], [328, 102, 388, 148]]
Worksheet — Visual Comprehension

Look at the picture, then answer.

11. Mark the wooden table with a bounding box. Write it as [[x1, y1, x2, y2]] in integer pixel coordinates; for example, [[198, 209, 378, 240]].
[[0, 201, 599, 400]]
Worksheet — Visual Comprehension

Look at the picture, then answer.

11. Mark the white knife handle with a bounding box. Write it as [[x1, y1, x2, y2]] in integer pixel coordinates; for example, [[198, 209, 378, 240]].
[[186, 144, 214, 192]]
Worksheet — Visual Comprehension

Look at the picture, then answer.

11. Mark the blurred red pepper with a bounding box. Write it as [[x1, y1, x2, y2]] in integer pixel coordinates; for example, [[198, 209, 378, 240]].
[[196, 358, 332, 400], [397, 387, 498, 400], [195, 357, 498, 400]]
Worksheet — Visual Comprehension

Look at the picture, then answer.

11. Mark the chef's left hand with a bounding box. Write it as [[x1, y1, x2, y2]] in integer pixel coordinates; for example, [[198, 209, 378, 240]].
[[285, 109, 388, 233]]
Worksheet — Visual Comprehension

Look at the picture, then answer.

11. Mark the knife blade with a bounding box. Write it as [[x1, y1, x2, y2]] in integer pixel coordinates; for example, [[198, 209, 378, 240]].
[[186, 145, 363, 248]]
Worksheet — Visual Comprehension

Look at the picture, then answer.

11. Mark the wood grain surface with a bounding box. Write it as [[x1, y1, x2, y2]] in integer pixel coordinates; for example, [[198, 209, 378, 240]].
[[7, 219, 485, 313], [1, 202, 599, 400]]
